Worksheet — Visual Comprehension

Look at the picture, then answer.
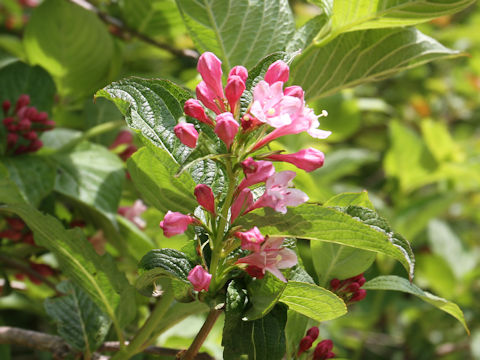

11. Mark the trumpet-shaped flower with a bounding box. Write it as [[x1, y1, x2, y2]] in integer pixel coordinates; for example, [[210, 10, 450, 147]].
[[197, 52, 224, 100], [159, 211, 196, 238], [230, 188, 253, 223], [215, 112, 239, 148], [187, 265, 212, 292], [235, 227, 265, 252], [266, 148, 325, 172], [194, 184, 216, 215], [237, 158, 275, 192], [174, 123, 198, 148], [264, 60, 289, 85]]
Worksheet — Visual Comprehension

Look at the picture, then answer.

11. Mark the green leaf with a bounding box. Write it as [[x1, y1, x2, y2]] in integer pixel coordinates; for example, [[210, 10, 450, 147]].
[[0, 164, 25, 204], [0, 204, 136, 333], [23, 0, 117, 98], [127, 145, 197, 214], [286, 14, 330, 54], [136, 249, 195, 301], [279, 281, 346, 322], [0, 61, 56, 113], [291, 27, 461, 100], [284, 310, 309, 359], [175, 0, 295, 69], [3, 156, 56, 206], [45, 281, 111, 353], [240, 204, 415, 279], [363, 275, 470, 334], [420, 118, 457, 162], [116, 215, 156, 262], [244, 273, 287, 321], [323, 191, 374, 209]]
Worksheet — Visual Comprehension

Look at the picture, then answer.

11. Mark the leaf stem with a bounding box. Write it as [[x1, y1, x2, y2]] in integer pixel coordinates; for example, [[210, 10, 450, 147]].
[[110, 290, 174, 360]]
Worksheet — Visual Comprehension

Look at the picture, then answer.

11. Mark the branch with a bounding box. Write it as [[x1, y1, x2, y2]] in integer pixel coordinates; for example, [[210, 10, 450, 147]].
[[65, 0, 198, 60]]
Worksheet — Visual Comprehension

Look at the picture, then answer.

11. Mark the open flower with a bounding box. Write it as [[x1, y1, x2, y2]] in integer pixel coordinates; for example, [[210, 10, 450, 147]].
[[235, 226, 265, 252], [236, 237, 297, 282]]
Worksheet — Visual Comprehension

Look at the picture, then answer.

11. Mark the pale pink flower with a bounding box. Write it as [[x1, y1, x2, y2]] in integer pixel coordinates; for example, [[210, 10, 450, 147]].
[[249, 171, 308, 214], [215, 112, 239, 148], [265, 148, 325, 172], [264, 60, 289, 85], [159, 211, 196, 238], [187, 265, 212, 292], [237, 158, 275, 192], [197, 52, 224, 100], [236, 237, 297, 282], [225, 75, 245, 114], [174, 123, 198, 148], [184, 99, 214, 126], [284, 86, 304, 102], [194, 184, 216, 215], [196, 81, 222, 114], [235, 227, 265, 252], [230, 188, 253, 223], [229, 65, 248, 82], [118, 199, 147, 229]]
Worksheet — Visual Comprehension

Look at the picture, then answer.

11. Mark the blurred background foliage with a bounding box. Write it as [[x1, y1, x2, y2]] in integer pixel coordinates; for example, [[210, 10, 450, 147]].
[[0, 0, 479, 359]]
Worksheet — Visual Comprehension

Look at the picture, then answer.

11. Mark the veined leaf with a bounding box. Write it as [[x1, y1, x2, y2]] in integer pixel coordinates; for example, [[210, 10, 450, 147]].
[[291, 27, 461, 100], [0, 163, 25, 204], [240, 204, 415, 279], [363, 275, 469, 334], [175, 0, 295, 69], [244, 273, 286, 321], [280, 281, 346, 322]]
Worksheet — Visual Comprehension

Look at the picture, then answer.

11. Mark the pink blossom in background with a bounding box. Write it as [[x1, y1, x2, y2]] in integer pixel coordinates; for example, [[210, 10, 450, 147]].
[[174, 123, 198, 148], [118, 199, 147, 229], [236, 237, 297, 282], [313, 339, 335, 360], [187, 265, 212, 292], [235, 226, 265, 252], [237, 158, 275, 192], [159, 211, 196, 237], [230, 188, 253, 223], [266, 147, 325, 172]]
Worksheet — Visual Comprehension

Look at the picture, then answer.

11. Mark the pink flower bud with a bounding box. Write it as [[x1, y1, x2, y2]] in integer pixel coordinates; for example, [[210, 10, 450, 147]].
[[297, 336, 314, 357], [23, 131, 38, 140], [194, 184, 216, 215], [118, 199, 147, 230], [347, 282, 360, 293], [306, 326, 320, 341], [235, 227, 265, 252], [284, 85, 304, 102], [229, 65, 248, 83], [6, 218, 25, 231], [27, 139, 43, 152], [17, 118, 31, 131], [313, 340, 334, 360], [3, 117, 14, 127], [350, 289, 367, 303], [33, 112, 48, 123], [14, 145, 29, 155], [159, 211, 196, 238], [230, 188, 253, 223], [266, 148, 325, 172], [24, 107, 38, 119], [2, 100, 10, 114], [197, 52, 224, 100], [238, 158, 275, 192], [7, 133, 18, 146], [109, 130, 133, 149], [225, 75, 245, 113], [184, 99, 214, 126], [330, 278, 341, 291], [196, 81, 222, 114], [264, 60, 289, 85], [187, 265, 212, 292], [174, 123, 198, 148], [15, 94, 30, 112], [214, 112, 238, 148]]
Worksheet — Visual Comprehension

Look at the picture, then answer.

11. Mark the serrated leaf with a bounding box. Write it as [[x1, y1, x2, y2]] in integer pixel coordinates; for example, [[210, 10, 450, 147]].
[[0, 61, 56, 113], [286, 14, 330, 54], [1, 204, 136, 331], [363, 275, 469, 334], [45, 281, 111, 353], [291, 27, 461, 100], [244, 273, 286, 321], [240, 204, 415, 279], [24, 0, 117, 98], [0, 163, 25, 204], [279, 281, 346, 322], [175, 0, 295, 69]]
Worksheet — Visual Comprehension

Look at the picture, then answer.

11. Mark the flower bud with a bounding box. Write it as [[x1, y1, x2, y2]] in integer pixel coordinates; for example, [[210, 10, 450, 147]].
[[33, 112, 48, 123], [330, 278, 341, 291], [229, 65, 248, 82], [2, 100, 11, 114], [350, 289, 367, 303], [17, 118, 31, 131], [297, 336, 314, 357], [313, 340, 335, 360], [7, 132, 18, 146], [214, 112, 238, 148], [306, 326, 320, 341], [6, 218, 25, 231], [24, 107, 38, 119], [266, 148, 325, 172], [15, 94, 30, 112], [187, 265, 212, 292], [230, 188, 253, 223], [238, 158, 275, 191], [174, 123, 198, 148], [196, 81, 222, 114], [264, 60, 289, 85], [347, 282, 360, 293], [235, 227, 265, 252], [3, 117, 14, 127], [225, 75, 245, 114], [194, 184, 216, 215], [184, 99, 214, 126], [110, 130, 133, 149], [159, 211, 196, 238], [197, 52, 224, 100], [27, 139, 43, 152], [0, 229, 22, 241], [284, 85, 304, 102]]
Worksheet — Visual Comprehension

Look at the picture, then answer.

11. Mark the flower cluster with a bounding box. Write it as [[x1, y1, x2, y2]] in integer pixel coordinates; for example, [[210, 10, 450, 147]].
[[2, 95, 54, 155], [297, 326, 335, 359], [330, 273, 367, 304], [160, 52, 330, 292], [0, 217, 35, 245]]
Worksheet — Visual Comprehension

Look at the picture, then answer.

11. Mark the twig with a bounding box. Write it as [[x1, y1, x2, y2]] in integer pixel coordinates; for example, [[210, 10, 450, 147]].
[[65, 0, 198, 60]]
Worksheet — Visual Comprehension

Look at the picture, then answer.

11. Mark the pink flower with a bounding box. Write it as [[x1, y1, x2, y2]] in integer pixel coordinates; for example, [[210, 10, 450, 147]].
[[249, 171, 308, 214], [118, 199, 147, 229], [230, 188, 253, 223], [297, 337, 314, 357], [237, 158, 275, 192], [235, 227, 265, 252], [307, 327, 320, 341], [253, 107, 330, 151], [313, 340, 335, 360], [236, 237, 297, 282], [225, 75, 245, 114], [284, 85, 304, 102], [109, 130, 137, 161], [194, 184, 216, 215], [187, 265, 212, 292], [265, 148, 325, 172], [197, 52, 224, 100], [159, 211, 196, 237], [214, 112, 239, 148], [174, 123, 198, 148], [229, 65, 248, 83], [184, 99, 214, 126], [250, 81, 302, 128], [264, 60, 289, 85], [196, 81, 222, 114]]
